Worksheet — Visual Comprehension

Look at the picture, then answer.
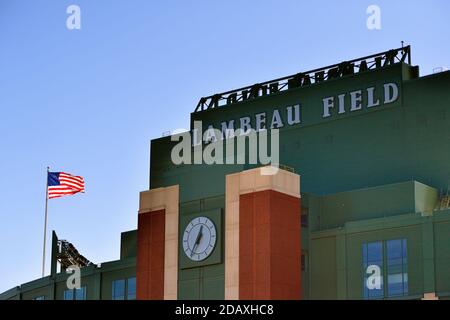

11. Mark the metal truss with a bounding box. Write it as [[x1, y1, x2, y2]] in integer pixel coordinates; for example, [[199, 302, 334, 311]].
[[194, 46, 411, 113], [57, 239, 92, 269]]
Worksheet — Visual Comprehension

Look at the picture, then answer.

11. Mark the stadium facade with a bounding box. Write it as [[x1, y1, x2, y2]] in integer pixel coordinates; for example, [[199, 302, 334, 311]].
[[2, 46, 450, 300]]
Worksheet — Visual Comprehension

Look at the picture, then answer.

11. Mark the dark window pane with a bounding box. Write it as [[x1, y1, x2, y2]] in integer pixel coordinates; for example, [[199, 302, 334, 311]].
[[64, 289, 73, 301], [387, 274, 404, 296], [75, 287, 86, 300], [112, 279, 125, 300], [367, 242, 382, 263], [387, 240, 402, 262], [387, 239, 408, 297], [301, 208, 309, 227], [127, 277, 136, 300]]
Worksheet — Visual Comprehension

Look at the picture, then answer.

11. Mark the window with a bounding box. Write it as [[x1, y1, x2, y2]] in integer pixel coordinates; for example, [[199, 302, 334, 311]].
[[64, 289, 73, 301], [75, 286, 87, 300], [301, 251, 308, 272], [112, 277, 136, 300], [386, 239, 408, 297], [64, 286, 87, 300], [362, 239, 408, 299], [362, 241, 384, 299], [33, 296, 45, 300], [127, 277, 136, 300], [301, 207, 309, 228], [112, 279, 126, 300]]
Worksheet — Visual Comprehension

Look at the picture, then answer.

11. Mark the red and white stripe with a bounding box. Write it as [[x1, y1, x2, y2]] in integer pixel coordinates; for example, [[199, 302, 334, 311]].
[[48, 172, 85, 199]]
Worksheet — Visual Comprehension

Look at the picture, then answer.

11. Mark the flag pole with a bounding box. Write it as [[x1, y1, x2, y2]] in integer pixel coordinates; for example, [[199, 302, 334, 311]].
[[42, 166, 50, 277]]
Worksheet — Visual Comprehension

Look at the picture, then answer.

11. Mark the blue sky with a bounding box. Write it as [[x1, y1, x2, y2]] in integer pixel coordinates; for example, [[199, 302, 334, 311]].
[[0, 0, 448, 292]]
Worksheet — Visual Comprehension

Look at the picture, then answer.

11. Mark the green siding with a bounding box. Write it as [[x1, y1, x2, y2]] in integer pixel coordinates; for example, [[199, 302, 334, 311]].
[[310, 209, 450, 299], [151, 66, 450, 201], [434, 218, 450, 294], [178, 196, 225, 300], [120, 230, 137, 260], [310, 236, 337, 299], [146, 65, 450, 300]]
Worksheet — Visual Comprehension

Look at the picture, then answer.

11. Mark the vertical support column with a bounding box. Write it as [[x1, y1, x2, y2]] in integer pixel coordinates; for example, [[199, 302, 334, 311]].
[[336, 233, 348, 300], [422, 220, 436, 298], [225, 173, 240, 300], [137, 185, 179, 300], [225, 167, 301, 300], [50, 231, 58, 276]]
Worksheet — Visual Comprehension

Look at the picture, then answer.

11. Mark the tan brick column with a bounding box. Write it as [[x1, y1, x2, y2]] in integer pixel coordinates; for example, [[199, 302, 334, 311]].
[[422, 293, 438, 300], [225, 167, 301, 300]]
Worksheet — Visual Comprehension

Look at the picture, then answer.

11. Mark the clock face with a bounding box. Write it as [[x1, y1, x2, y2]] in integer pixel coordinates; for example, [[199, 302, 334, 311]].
[[182, 216, 217, 261]]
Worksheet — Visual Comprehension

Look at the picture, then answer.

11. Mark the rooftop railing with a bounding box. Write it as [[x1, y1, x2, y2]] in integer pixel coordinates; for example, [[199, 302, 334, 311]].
[[194, 46, 411, 113]]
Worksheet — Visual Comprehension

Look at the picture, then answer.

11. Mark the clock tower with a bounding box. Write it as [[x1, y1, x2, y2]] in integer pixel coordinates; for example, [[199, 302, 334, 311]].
[[136, 167, 301, 300]]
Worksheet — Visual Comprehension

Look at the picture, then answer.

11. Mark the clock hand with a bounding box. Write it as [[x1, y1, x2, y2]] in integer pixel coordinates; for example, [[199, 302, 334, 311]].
[[191, 225, 203, 257]]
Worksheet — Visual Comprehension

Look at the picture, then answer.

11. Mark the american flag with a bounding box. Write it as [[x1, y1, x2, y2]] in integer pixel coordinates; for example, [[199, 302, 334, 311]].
[[47, 172, 85, 199]]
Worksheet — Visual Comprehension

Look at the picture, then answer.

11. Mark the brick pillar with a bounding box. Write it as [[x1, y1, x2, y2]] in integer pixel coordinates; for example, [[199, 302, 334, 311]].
[[225, 167, 301, 300], [137, 185, 179, 300], [137, 209, 165, 299]]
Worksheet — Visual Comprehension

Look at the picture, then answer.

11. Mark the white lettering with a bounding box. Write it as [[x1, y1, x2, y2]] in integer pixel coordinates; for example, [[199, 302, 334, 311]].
[[221, 120, 235, 140], [239, 117, 252, 135], [350, 90, 363, 111], [384, 83, 399, 104], [367, 87, 380, 108], [337, 94, 346, 114], [255, 112, 266, 131], [171, 132, 191, 165], [287, 104, 301, 125], [270, 109, 284, 129], [204, 125, 217, 143], [323, 97, 334, 118]]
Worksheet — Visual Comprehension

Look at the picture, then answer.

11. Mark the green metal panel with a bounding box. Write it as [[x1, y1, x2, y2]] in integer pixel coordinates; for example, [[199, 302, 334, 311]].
[[310, 236, 337, 299], [422, 220, 435, 293], [308, 210, 450, 299], [0, 287, 21, 300], [414, 183, 439, 215], [150, 66, 450, 204], [1, 257, 136, 300], [100, 267, 136, 300], [336, 234, 347, 300], [434, 218, 450, 294], [178, 198, 225, 300], [344, 223, 423, 299], [316, 182, 417, 230], [20, 285, 53, 301], [120, 230, 137, 260]]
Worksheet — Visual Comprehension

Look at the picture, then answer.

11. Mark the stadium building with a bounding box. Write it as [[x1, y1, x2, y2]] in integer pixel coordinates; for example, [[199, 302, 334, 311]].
[[1, 46, 450, 300]]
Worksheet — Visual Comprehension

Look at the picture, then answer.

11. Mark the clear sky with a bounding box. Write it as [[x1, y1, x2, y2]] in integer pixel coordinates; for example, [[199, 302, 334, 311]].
[[0, 0, 448, 292]]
